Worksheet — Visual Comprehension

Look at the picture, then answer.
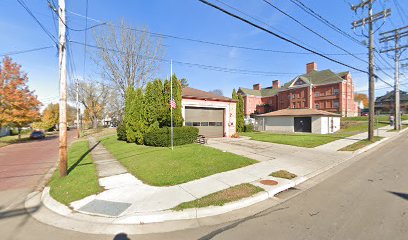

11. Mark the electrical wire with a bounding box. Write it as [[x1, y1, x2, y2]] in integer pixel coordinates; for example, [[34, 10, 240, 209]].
[[197, 0, 369, 74], [261, 0, 368, 64], [0, 46, 54, 57]]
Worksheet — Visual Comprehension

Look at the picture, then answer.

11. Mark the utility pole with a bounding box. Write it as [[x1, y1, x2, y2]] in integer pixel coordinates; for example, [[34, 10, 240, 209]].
[[58, 0, 68, 177], [76, 80, 80, 138], [380, 26, 408, 131], [351, 0, 390, 141]]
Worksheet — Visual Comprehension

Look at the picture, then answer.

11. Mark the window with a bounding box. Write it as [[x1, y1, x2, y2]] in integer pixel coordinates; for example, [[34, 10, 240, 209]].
[[185, 122, 193, 126], [287, 95, 291, 100], [215, 122, 223, 126], [334, 88, 339, 95], [193, 122, 200, 126], [292, 104, 296, 109], [315, 103, 320, 109], [315, 92, 320, 97], [209, 122, 216, 126], [293, 94, 296, 99], [333, 100, 339, 108], [201, 122, 209, 126]]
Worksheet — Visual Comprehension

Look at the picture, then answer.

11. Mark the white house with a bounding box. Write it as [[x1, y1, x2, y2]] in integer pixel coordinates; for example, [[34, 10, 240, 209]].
[[254, 108, 341, 134], [181, 87, 237, 138], [0, 126, 11, 137]]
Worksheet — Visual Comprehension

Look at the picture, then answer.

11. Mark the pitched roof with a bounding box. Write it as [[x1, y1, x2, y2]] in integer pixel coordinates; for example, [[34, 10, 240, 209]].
[[238, 87, 279, 97], [280, 69, 345, 90], [376, 90, 408, 102], [182, 87, 237, 102], [256, 108, 340, 117]]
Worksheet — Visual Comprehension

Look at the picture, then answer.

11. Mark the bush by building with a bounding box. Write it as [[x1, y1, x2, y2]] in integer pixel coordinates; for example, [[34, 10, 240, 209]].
[[144, 126, 199, 147]]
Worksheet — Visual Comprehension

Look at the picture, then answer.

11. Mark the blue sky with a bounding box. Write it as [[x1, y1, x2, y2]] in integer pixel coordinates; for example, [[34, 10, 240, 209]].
[[1, 0, 408, 107]]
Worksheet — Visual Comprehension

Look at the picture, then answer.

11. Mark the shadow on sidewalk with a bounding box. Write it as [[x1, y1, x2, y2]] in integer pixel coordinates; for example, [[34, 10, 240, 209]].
[[0, 205, 40, 220]]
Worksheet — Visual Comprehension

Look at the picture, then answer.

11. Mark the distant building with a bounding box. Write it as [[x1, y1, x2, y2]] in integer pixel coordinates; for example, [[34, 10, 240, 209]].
[[375, 90, 408, 114], [238, 62, 359, 117]]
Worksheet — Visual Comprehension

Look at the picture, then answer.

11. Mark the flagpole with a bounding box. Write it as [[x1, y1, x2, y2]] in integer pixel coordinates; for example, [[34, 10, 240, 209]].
[[170, 60, 174, 151]]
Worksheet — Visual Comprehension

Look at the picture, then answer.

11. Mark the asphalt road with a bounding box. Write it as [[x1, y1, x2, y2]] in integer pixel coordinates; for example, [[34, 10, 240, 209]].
[[0, 131, 407, 240]]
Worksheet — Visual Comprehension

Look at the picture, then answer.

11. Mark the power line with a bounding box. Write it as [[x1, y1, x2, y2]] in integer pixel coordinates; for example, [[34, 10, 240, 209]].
[[289, 0, 366, 47], [392, 0, 408, 24], [69, 40, 304, 77], [66, 9, 366, 56], [16, 0, 58, 45], [0, 46, 54, 57], [262, 0, 368, 64], [197, 0, 369, 74]]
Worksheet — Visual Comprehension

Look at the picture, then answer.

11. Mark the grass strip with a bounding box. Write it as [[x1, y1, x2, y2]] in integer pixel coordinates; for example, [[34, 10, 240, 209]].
[[48, 140, 102, 205], [270, 170, 297, 179], [172, 183, 264, 211], [338, 136, 383, 152]]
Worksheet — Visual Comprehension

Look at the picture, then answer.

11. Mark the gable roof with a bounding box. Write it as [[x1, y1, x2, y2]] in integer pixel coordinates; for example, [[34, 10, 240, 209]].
[[376, 90, 408, 103], [280, 69, 345, 90], [238, 87, 279, 97], [182, 87, 237, 102], [256, 108, 340, 117]]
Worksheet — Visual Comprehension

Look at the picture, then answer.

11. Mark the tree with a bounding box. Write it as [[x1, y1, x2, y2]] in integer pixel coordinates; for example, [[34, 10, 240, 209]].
[[144, 79, 165, 129], [355, 93, 368, 108], [93, 21, 163, 100], [209, 89, 224, 96], [180, 78, 188, 88], [35, 103, 76, 131], [163, 74, 183, 127], [0, 57, 41, 138], [232, 89, 244, 132], [71, 79, 109, 129], [125, 87, 146, 144]]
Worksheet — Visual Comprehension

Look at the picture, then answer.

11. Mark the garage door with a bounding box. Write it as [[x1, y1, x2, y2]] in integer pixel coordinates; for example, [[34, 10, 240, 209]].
[[185, 107, 224, 138], [294, 117, 311, 133]]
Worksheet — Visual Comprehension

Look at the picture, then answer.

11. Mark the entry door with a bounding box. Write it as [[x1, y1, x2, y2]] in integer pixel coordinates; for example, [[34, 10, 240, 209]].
[[185, 107, 224, 138], [294, 117, 312, 133]]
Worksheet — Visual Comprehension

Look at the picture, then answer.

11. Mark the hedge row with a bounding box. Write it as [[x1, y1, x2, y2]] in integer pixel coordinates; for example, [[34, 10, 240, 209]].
[[144, 126, 199, 147]]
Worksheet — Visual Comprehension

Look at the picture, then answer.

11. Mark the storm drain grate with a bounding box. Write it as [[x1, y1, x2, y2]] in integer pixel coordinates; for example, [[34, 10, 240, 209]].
[[78, 199, 131, 217]]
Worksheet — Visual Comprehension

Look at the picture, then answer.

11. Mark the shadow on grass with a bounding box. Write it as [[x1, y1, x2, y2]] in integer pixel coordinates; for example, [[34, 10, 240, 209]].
[[67, 141, 100, 175]]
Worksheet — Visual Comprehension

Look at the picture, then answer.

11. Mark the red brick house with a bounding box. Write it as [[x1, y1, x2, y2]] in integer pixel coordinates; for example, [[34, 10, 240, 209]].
[[238, 62, 358, 117]]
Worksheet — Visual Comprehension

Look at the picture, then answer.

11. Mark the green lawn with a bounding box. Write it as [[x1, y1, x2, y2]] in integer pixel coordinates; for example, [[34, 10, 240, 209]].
[[172, 183, 264, 211], [241, 132, 350, 148], [0, 134, 31, 148], [241, 118, 390, 148], [338, 136, 383, 152], [48, 140, 102, 205], [100, 136, 257, 186]]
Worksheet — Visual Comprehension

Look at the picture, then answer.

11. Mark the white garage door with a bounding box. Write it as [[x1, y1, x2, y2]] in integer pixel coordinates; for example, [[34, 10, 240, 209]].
[[185, 107, 224, 138]]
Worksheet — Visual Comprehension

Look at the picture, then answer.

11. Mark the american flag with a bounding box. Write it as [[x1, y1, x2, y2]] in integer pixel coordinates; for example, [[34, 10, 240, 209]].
[[169, 98, 177, 109]]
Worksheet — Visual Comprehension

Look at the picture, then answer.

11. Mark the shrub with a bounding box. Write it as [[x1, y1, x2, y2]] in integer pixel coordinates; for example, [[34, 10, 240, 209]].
[[117, 122, 127, 141], [244, 124, 254, 132], [144, 126, 199, 147]]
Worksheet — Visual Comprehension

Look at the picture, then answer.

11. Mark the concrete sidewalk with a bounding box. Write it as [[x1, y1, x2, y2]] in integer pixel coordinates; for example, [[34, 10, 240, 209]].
[[26, 123, 408, 234]]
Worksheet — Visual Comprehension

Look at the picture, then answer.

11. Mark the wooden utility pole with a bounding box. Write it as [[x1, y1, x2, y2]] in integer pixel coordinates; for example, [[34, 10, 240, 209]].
[[351, 0, 390, 141], [58, 0, 68, 177], [380, 26, 408, 131], [76, 80, 80, 138]]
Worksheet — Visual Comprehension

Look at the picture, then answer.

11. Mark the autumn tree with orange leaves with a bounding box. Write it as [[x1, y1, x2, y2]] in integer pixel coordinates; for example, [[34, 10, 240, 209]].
[[0, 57, 41, 138]]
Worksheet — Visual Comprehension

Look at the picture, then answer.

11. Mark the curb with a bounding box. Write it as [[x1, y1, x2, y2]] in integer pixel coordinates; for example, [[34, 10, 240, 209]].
[[24, 128, 407, 234]]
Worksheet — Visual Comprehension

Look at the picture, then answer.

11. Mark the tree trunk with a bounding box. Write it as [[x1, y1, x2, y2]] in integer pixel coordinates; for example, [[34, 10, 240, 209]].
[[92, 117, 98, 129], [18, 127, 22, 140]]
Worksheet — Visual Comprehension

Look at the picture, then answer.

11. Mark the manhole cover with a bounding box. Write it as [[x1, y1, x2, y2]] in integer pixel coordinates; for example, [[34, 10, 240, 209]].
[[260, 180, 278, 185]]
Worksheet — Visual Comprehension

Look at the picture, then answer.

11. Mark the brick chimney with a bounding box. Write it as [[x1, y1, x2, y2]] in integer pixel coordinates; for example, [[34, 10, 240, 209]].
[[253, 83, 261, 90], [306, 62, 317, 74], [272, 80, 280, 89]]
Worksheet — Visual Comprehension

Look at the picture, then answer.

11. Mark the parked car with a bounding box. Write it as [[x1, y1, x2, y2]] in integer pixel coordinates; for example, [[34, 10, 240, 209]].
[[361, 109, 369, 116], [30, 130, 45, 139]]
